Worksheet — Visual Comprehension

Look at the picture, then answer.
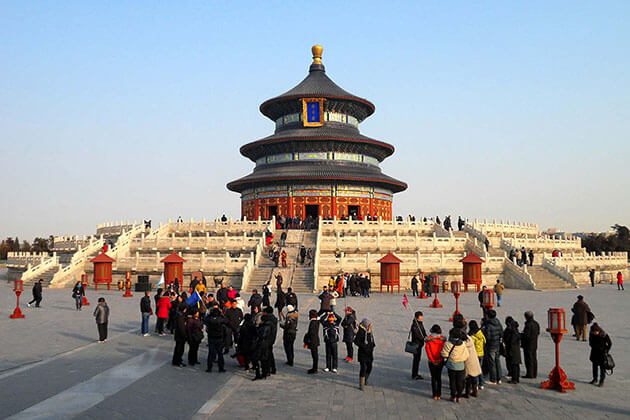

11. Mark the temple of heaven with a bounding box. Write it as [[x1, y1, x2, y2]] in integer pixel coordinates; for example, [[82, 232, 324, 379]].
[[227, 45, 407, 221]]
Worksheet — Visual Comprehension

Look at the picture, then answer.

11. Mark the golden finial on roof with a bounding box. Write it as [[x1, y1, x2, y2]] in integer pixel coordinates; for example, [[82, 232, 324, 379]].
[[311, 44, 323, 65]]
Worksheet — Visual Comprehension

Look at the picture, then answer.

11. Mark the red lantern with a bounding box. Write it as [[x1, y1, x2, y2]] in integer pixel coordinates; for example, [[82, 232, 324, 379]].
[[123, 271, 133, 297], [10, 279, 25, 319], [541, 308, 575, 392], [482, 288, 495, 310], [449, 281, 462, 321], [429, 274, 443, 308]]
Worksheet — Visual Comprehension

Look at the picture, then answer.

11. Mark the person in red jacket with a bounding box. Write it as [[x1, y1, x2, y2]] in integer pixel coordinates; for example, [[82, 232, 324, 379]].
[[156, 292, 172, 336], [425, 324, 446, 400], [617, 272, 624, 291]]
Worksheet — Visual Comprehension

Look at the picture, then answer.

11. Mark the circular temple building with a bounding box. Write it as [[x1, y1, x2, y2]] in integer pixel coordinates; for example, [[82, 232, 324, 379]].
[[227, 45, 407, 221]]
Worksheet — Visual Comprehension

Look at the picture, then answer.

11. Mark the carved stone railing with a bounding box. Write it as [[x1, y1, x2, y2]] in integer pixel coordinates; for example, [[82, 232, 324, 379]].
[[158, 218, 274, 237], [501, 236, 584, 253], [502, 258, 536, 290], [470, 219, 539, 237], [542, 252, 628, 271], [542, 257, 578, 288], [21, 254, 60, 284], [131, 233, 262, 252], [49, 235, 106, 288], [319, 232, 467, 253]]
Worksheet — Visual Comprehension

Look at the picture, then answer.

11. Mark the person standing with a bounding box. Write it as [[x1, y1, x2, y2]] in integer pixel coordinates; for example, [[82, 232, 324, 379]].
[[27, 279, 43, 308], [156, 292, 171, 336], [285, 287, 298, 310], [354, 318, 375, 390], [321, 311, 341, 373], [409, 311, 427, 380], [494, 280, 505, 307], [528, 249, 534, 266], [304, 309, 321, 374], [186, 310, 203, 366], [411, 275, 419, 297], [262, 281, 272, 308], [441, 328, 469, 403], [140, 291, 152, 336], [341, 307, 357, 362], [482, 309, 504, 385], [280, 230, 287, 247], [280, 305, 298, 366], [172, 303, 188, 368], [503, 318, 522, 384], [248, 289, 263, 314], [425, 325, 446, 400], [464, 326, 483, 397], [521, 311, 540, 378], [589, 323, 612, 387], [72, 281, 85, 311], [93, 297, 110, 343], [224, 301, 243, 351], [589, 268, 596, 287], [280, 250, 287, 268], [274, 287, 286, 320], [205, 308, 227, 373], [617, 271, 624, 291], [572, 295, 591, 341]]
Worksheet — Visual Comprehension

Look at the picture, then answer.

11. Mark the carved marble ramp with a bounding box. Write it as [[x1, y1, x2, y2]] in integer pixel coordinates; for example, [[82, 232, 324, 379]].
[[7, 348, 167, 420]]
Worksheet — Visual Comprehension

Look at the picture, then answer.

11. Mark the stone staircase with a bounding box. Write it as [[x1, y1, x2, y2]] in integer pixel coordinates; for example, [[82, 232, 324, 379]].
[[244, 229, 317, 293], [30, 266, 59, 287], [528, 266, 573, 290]]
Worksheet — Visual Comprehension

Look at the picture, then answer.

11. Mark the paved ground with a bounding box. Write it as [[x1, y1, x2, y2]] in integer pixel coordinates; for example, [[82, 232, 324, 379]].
[[0, 272, 629, 419]]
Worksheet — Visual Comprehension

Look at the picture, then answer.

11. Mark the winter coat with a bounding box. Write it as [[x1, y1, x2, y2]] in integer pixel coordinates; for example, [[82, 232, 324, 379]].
[[248, 293, 262, 309], [410, 320, 427, 350], [482, 317, 503, 351], [304, 319, 320, 348], [140, 296, 152, 314], [503, 323, 522, 365], [174, 311, 188, 341], [225, 307, 243, 332], [93, 303, 109, 324], [589, 332, 612, 364], [280, 311, 299, 338], [262, 285, 271, 307], [156, 296, 171, 319], [341, 313, 357, 343], [285, 292, 298, 307], [464, 337, 482, 377], [319, 292, 332, 311], [186, 317, 204, 344], [521, 319, 540, 351], [237, 319, 256, 356], [32, 282, 43, 298], [321, 314, 341, 344], [470, 330, 486, 357], [205, 314, 227, 341], [265, 313, 278, 345], [274, 290, 286, 310], [72, 284, 85, 297], [353, 326, 375, 362], [494, 282, 505, 296], [425, 335, 446, 365], [572, 300, 591, 326], [441, 341, 469, 371]]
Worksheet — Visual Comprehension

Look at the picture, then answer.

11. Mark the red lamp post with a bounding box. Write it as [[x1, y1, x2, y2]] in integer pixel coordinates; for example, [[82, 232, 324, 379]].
[[418, 271, 427, 299], [10, 279, 25, 319], [449, 280, 462, 321], [541, 308, 575, 392], [123, 271, 133, 298], [429, 274, 443, 308], [81, 274, 90, 306]]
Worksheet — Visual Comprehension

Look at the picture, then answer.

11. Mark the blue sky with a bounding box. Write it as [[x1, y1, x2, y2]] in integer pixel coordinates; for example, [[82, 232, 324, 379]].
[[1, 1, 629, 239]]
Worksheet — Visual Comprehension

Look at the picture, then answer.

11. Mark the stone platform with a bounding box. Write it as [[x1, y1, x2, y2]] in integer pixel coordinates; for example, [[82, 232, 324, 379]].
[[0, 280, 628, 419]]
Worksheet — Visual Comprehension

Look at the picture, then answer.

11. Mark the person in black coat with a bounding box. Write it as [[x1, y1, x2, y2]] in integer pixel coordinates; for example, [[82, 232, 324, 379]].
[[503, 317, 521, 383], [172, 303, 188, 367], [304, 309, 320, 374], [482, 309, 504, 384], [410, 311, 427, 379], [248, 289, 263, 314], [321, 311, 342, 373], [204, 308, 227, 373], [354, 318, 375, 390], [341, 307, 357, 362], [411, 276, 419, 297], [274, 287, 286, 319], [186, 309, 204, 366], [262, 281, 272, 308], [237, 313, 256, 370], [589, 323, 612, 386], [285, 287, 298, 309], [280, 305, 299, 366], [224, 301, 243, 351], [521, 311, 540, 378], [28, 279, 43, 308]]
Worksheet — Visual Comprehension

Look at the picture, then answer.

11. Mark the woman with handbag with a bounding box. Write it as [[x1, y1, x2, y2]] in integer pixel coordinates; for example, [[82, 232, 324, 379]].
[[409, 311, 427, 380], [425, 324, 446, 400], [354, 318, 375, 390], [441, 328, 469, 403], [589, 323, 612, 387], [72, 281, 85, 311]]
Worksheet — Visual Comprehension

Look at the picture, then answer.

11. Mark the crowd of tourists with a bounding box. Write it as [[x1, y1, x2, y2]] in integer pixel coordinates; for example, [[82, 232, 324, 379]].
[[508, 247, 536, 267]]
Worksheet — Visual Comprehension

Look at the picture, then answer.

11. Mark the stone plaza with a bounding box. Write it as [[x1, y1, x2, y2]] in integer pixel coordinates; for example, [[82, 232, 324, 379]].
[[1, 274, 628, 419]]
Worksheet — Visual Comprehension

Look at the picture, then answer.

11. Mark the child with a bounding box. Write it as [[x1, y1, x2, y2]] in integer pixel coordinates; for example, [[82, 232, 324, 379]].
[[425, 324, 446, 400]]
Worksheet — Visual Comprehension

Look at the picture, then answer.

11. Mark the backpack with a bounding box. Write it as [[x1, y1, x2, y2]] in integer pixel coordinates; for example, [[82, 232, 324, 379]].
[[325, 326, 339, 343]]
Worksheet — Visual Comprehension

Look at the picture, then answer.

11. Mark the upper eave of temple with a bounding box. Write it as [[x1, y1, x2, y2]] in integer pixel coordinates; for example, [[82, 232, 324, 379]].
[[239, 126, 395, 162], [259, 46, 375, 122]]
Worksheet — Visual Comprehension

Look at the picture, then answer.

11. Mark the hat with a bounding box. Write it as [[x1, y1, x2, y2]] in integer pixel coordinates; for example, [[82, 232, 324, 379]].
[[287, 305, 295, 312]]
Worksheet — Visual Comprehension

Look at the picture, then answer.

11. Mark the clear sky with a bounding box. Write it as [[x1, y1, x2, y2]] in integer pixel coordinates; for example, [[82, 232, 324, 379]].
[[1, 1, 629, 239]]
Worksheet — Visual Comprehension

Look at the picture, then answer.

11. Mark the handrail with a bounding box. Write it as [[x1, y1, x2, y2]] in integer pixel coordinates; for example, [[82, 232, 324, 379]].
[[503, 258, 536, 290], [21, 254, 60, 284], [542, 257, 578, 288]]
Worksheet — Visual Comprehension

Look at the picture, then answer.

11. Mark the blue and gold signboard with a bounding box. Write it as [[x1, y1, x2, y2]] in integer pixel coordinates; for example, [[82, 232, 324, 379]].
[[302, 98, 325, 127]]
